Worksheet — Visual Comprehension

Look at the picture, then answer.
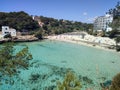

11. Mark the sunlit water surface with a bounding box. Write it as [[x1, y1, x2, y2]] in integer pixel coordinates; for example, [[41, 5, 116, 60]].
[[1, 40, 120, 90]]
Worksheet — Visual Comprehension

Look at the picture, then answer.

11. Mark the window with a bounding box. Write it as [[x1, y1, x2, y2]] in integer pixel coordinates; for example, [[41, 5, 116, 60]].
[[5, 28, 8, 30], [5, 32, 9, 34]]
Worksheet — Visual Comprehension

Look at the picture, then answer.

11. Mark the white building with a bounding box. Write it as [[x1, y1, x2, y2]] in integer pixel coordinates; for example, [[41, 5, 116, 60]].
[[94, 14, 113, 32], [32, 16, 44, 27], [2, 26, 16, 37]]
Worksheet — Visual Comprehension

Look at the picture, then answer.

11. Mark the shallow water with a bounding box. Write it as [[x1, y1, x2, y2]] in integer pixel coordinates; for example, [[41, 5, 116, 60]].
[[1, 40, 120, 90]]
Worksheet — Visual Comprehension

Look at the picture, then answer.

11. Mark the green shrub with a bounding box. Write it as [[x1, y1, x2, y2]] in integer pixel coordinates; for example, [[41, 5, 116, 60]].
[[4, 34, 12, 38], [35, 30, 43, 39], [116, 45, 120, 51], [0, 43, 33, 84], [56, 71, 82, 90], [110, 73, 120, 90]]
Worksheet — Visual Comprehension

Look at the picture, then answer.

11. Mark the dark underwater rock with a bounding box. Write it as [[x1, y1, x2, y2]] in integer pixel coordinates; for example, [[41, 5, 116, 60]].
[[111, 61, 115, 63], [44, 86, 56, 90], [61, 61, 67, 63], [82, 76, 93, 84], [79, 75, 82, 80], [32, 88, 37, 90], [29, 73, 40, 83], [100, 80, 112, 88], [42, 74, 47, 80], [51, 79, 56, 82], [101, 77, 106, 81]]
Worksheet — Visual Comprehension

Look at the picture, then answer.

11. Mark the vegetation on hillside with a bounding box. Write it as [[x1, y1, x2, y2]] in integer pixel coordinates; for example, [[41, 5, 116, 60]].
[[0, 11, 93, 38], [107, 1, 120, 51], [0, 11, 39, 31], [34, 16, 93, 35], [108, 2, 120, 37]]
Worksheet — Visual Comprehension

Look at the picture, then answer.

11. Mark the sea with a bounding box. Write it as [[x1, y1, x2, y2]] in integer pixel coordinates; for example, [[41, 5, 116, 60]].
[[1, 40, 120, 90]]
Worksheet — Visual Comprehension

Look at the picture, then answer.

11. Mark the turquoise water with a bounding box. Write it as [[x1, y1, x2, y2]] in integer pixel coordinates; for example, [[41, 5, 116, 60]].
[[1, 40, 120, 90]]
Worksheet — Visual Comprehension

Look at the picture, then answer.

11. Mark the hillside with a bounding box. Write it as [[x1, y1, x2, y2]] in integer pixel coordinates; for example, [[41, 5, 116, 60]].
[[0, 11, 93, 37], [33, 16, 93, 35], [0, 11, 39, 31]]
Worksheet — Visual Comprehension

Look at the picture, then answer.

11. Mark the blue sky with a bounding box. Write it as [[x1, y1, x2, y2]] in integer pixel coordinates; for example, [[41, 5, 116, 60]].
[[0, 0, 119, 23]]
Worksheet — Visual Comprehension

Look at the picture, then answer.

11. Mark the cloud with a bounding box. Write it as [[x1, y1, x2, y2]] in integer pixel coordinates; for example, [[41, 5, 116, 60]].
[[87, 16, 98, 22], [83, 12, 87, 16]]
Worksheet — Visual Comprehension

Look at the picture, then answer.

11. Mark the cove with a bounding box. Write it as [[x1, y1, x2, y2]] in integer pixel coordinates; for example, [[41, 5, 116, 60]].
[[1, 40, 120, 90]]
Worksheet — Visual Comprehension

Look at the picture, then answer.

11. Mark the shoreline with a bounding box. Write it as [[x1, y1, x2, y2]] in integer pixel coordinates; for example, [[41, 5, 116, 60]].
[[0, 39, 39, 44], [46, 35, 117, 52], [0, 33, 118, 53], [0, 35, 40, 44]]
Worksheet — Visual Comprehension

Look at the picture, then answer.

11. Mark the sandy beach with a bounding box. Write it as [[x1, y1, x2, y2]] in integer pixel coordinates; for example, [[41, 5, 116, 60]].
[[46, 32, 116, 51]]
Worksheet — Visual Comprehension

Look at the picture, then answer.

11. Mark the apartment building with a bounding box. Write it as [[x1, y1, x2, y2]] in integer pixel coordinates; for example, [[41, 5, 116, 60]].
[[94, 14, 113, 32]]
